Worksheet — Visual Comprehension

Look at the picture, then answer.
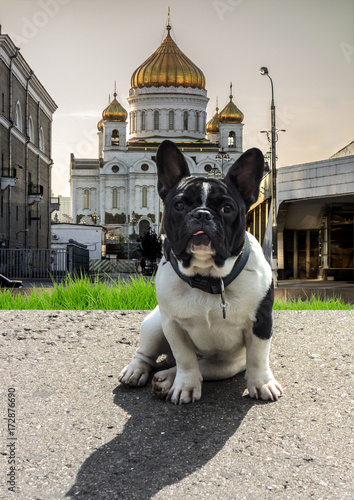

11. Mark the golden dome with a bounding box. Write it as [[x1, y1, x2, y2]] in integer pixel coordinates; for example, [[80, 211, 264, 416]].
[[102, 92, 128, 122], [131, 24, 205, 89], [97, 118, 104, 132], [206, 99, 220, 134], [219, 84, 244, 124]]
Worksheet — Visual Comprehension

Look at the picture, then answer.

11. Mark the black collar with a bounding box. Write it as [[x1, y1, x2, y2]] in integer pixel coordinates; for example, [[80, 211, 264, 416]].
[[162, 233, 250, 296]]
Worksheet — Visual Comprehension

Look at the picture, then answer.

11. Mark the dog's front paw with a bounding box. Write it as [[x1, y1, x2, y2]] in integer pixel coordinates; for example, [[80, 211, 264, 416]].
[[118, 360, 151, 387], [167, 374, 202, 405], [246, 370, 283, 401]]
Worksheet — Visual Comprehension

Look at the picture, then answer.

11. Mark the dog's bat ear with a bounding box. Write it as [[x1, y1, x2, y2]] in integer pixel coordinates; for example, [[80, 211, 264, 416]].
[[156, 140, 191, 200], [224, 148, 264, 210]]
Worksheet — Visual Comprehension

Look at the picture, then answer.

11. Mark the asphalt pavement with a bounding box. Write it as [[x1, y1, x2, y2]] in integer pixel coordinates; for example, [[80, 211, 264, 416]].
[[1, 310, 353, 499]]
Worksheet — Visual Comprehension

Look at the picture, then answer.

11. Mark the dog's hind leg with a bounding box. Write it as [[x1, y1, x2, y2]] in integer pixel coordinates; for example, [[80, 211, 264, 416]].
[[152, 350, 247, 399], [119, 306, 172, 387]]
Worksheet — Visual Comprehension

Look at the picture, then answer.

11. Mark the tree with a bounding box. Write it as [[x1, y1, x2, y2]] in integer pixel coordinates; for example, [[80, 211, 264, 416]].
[[138, 229, 162, 262]]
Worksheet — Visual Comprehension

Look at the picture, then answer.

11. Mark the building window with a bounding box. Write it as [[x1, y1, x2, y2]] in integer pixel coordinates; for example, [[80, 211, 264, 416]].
[[2, 93, 4, 113], [129, 112, 132, 134], [183, 111, 188, 131], [154, 111, 159, 130], [139, 220, 150, 237], [169, 110, 174, 130], [142, 187, 148, 208], [134, 112, 137, 132], [111, 129, 119, 146], [204, 164, 212, 173], [112, 165, 119, 173], [15, 101, 22, 132], [141, 111, 146, 131], [195, 111, 199, 132], [141, 163, 149, 171], [112, 188, 118, 209], [84, 189, 90, 210], [28, 116, 34, 142], [228, 131, 236, 147], [39, 127, 44, 152]]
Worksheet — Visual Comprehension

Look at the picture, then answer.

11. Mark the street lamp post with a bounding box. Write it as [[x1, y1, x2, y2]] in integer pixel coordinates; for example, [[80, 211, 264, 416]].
[[260, 66, 278, 285], [212, 151, 230, 177]]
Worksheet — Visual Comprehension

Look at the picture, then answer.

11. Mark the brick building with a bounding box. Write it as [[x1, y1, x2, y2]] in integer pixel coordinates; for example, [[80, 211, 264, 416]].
[[0, 28, 57, 249]]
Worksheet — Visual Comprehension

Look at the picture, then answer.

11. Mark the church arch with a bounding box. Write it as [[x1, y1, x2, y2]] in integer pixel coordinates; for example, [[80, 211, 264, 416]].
[[139, 219, 150, 237], [111, 129, 119, 146]]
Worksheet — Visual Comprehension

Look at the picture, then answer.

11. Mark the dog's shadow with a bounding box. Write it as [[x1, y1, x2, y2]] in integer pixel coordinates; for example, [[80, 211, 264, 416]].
[[67, 375, 258, 499]]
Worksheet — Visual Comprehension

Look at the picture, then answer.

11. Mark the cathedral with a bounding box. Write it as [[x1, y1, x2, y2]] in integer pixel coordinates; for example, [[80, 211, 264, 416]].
[[70, 19, 245, 240]]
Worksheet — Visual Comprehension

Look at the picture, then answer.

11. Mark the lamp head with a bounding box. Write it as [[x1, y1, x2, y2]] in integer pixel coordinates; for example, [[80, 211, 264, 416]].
[[259, 66, 269, 75]]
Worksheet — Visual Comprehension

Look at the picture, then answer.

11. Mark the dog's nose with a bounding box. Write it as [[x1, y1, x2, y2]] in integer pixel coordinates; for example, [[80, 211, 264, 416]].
[[191, 209, 214, 222]]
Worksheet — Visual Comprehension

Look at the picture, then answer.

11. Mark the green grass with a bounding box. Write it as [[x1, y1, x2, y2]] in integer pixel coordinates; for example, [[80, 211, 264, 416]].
[[0, 275, 158, 310], [273, 296, 353, 310], [0, 275, 352, 310]]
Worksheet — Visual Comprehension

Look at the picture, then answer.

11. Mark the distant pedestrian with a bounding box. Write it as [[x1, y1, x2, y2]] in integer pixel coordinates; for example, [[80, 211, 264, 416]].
[[141, 258, 146, 274]]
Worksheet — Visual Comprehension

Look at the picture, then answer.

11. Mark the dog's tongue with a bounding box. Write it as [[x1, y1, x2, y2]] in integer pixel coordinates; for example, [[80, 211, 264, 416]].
[[193, 231, 205, 236]]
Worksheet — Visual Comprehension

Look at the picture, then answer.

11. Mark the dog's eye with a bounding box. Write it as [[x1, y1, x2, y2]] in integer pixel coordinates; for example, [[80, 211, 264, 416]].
[[174, 201, 184, 211], [221, 204, 233, 214]]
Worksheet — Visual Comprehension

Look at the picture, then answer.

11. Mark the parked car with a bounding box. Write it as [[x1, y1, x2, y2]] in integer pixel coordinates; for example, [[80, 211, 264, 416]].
[[0, 274, 23, 288]]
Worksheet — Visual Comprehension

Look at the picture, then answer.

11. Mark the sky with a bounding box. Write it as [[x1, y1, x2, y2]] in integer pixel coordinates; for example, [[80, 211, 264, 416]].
[[1, 0, 353, 196]]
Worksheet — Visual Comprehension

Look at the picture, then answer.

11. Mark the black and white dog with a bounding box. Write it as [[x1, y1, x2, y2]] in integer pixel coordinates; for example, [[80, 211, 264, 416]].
[[119, 140, 283, 405]]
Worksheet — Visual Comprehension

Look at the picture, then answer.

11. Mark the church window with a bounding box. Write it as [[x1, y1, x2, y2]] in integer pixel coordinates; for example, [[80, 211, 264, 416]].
[[183, 111, 188, 131], [111, 129, 119, 146], [154, 111, 159, 130], [141, 164, 149, 171], [139, 220, 150, 237], [15, 101, 22, 132], [195, 111, 199, 132], [228, 131, 236, 147], [142, 187, 148, 208], [129, 112, 132, 134], [112, 165, 119, 173], [169, 111, 174, 130], [112, 188, 118, 209], [204, 164, 212, 173], [141, 111, 146, 131], [134, 112, 137, 132], [84, 189, 90, 210], [39, 127, 45, 153], [28, 116, 34, 142], [2, 93, 5, 113]]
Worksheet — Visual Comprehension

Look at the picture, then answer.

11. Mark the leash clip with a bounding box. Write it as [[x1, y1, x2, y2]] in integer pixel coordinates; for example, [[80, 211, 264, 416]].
[[220, 278, 226, 319]]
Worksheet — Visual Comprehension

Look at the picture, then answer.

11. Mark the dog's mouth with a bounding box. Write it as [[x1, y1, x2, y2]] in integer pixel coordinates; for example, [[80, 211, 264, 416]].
[[187, 231, 215, 255]]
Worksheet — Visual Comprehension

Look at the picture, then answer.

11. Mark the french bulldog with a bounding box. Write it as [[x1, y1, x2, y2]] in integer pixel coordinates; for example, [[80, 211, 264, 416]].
[[119, 140, 283, 405]]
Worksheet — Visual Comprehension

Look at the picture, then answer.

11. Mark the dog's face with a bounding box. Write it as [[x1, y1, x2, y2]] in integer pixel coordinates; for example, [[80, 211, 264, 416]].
[[157, 140, 265, 269]]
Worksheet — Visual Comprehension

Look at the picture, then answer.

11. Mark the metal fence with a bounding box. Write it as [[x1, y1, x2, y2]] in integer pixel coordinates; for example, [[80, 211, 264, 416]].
[[0, 245, 89, 280]]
